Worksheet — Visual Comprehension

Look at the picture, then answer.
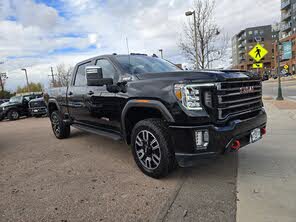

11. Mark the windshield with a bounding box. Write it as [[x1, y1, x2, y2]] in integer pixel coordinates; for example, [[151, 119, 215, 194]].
[[9, 96, 22, 103], [115, 55, 181, 75]]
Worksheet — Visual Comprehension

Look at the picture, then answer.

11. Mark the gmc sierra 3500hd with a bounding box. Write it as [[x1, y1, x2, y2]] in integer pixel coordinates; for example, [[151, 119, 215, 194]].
[[45, 54, 267, 178]]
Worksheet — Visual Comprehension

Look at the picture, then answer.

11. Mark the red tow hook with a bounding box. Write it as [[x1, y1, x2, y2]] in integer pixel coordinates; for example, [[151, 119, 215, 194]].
[[231, 140, 241, 150], [261, 127, 266, 135]]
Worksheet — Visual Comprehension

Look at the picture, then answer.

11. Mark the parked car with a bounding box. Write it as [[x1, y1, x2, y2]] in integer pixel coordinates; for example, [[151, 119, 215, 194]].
[[29, 97, 47, 117], [0, 93, 42, 121], [262, 72, 269, 81], [45, 54, 267, 178]]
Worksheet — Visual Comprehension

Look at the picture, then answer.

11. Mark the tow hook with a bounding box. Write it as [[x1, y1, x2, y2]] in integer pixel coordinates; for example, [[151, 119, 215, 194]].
[[231, 140, 241, 151]]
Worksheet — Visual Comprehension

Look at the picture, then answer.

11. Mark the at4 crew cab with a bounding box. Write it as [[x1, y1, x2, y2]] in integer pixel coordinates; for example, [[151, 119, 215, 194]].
[[45, 54, 267, 178]]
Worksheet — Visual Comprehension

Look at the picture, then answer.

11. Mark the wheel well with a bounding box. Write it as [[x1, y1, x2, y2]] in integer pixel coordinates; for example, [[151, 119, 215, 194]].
[[124, 107, 164, 144], [48, 102, 58, 116]]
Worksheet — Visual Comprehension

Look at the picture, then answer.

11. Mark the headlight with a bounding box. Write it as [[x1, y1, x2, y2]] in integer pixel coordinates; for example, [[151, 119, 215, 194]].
[[174, 83, 214, 110]]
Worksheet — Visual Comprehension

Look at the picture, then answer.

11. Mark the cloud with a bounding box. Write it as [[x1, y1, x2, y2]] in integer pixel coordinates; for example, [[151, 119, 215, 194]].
[[0, 0, 281, 91]]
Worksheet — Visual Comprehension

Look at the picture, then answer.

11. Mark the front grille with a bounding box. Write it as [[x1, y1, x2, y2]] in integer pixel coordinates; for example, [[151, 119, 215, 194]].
[[29, 100, 46, 108], [215, 80, 262, 120]]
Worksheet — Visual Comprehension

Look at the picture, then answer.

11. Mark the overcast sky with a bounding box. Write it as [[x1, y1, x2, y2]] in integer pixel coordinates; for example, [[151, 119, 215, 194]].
[[0, 0, 280, 91]]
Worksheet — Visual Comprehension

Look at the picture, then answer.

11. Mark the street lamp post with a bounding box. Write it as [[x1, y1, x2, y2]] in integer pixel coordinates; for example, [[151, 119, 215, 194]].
[[207, 29, 221, 69], [276, 41, 284, 100], [159, 49, 164, 59], [21, 68, 30, 92], [185, 10, 198, 69]]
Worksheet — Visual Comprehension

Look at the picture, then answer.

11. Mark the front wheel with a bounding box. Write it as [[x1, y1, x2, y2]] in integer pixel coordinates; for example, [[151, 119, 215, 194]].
[[50, 111, 70, 139], [131, 118, 175, 178], [7, 109, 20, 121]]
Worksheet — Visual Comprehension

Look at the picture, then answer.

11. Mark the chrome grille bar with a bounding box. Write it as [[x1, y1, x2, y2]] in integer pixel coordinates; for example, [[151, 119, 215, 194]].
[[216, 80, 263, 120]]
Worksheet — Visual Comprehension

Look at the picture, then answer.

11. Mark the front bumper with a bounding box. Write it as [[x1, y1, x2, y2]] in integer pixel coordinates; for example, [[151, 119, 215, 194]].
[[29, 107, 47, 116], [169, 109, 267, 167]]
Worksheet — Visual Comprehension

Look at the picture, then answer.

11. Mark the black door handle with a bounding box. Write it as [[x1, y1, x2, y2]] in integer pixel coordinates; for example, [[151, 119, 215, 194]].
[[68, 91, 73, 96], [88, 91, 94, 95]]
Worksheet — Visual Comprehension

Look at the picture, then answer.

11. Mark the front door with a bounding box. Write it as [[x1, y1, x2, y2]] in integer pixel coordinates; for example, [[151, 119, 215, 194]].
[[84, 58, 121, 132]]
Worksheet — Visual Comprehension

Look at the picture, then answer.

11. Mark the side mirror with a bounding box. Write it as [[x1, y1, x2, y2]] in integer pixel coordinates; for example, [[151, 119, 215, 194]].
[[85, 66, 113, 86]]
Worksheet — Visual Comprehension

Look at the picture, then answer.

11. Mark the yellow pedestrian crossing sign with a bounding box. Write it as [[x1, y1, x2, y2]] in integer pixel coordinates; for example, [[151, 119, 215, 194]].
[[249, 43, 268, 62], [252, 63, 263, 69], [284, 64, 289, 70]]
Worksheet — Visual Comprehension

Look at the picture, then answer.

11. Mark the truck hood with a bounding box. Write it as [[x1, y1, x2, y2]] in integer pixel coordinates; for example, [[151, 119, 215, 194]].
[[0, 101, 20, 107], [135, 70, 259, 82]]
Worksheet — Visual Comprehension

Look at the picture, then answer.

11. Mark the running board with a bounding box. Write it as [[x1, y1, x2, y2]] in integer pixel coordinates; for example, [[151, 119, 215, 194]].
[[72, 124, 122, 141]]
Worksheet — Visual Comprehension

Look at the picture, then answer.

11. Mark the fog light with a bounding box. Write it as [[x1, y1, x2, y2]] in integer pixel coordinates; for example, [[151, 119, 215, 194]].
[[195, 130, 209, 150]]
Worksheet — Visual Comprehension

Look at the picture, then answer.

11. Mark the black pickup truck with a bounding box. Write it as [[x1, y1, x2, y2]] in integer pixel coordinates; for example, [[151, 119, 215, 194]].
[[45, 54, 267, 178], [0, 93, 42, 121]]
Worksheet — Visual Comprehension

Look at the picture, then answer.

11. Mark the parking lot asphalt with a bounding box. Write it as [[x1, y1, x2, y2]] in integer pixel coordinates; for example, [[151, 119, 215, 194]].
[[0, 117, 237, 222]]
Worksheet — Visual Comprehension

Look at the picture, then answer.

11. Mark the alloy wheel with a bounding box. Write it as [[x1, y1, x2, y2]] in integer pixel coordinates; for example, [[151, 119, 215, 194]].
[[51, 114, 61, 136], [11, 111, 19, 120], [135, 130, 161, 170]]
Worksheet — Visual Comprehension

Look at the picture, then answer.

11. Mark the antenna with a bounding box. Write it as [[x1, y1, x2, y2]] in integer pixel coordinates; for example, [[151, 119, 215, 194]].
[[126, 37, 131, 72], [126, 37, 130, 55]]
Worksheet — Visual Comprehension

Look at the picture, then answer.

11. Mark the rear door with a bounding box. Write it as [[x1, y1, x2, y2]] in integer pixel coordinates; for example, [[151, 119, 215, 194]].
[[67, 60, 92, 123]]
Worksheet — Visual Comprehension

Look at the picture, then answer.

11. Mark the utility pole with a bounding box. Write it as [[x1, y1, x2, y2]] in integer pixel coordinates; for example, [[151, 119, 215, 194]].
[[0, 72, 8, 92], [276, 40, 284, 100], [0, 61, 5, 92], [21, 68, 30, 92], [159, 49, 164, 59], [49, 67, 56, 87]]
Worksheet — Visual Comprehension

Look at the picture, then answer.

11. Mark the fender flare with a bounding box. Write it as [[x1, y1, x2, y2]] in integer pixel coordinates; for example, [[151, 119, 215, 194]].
[[47, 99, 61, 114], [121, 99, 175, 142]]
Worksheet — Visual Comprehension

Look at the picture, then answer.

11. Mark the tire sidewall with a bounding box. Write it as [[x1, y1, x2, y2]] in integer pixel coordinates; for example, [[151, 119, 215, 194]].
[[131, 120, 170, 178]]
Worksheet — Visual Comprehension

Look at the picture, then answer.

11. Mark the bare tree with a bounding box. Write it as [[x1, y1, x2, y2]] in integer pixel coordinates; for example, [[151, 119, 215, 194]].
[[53, 64, 73, 87], [179, 0, 228, 69]]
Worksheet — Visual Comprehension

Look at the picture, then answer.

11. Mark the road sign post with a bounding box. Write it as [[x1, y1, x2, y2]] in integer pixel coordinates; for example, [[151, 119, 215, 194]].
[[276, 41, 284, 101]]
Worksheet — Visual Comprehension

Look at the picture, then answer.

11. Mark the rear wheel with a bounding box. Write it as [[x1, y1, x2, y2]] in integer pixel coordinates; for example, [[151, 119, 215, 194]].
[[50, 111, 70, 139], [7, 109, 20, 121], [131, 118, 175, 178]]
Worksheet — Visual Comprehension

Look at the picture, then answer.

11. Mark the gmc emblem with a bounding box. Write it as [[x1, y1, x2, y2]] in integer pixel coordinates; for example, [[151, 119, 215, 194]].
[[240, 86, 254, 94]]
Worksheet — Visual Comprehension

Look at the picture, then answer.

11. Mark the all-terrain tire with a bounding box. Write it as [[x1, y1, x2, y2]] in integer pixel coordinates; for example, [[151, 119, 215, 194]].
[[131, 118, 175, 178], [50, 111, 70, 139]]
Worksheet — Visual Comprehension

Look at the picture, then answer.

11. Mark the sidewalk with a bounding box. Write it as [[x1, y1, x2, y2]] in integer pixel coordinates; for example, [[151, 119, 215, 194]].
[[266, 75, 296, 83], [237, 99, 296, 222]]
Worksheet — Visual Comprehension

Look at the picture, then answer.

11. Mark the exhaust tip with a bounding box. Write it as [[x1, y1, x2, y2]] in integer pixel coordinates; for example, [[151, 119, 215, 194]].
[[231, 140, 241, 150]]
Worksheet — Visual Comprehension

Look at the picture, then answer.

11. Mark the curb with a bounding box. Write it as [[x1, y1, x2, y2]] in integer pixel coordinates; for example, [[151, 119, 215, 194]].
[[153, 171, 186, 222]]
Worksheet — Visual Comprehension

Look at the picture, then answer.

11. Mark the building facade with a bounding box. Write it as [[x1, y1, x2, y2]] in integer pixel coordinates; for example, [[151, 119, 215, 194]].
[[276, 0, 296, 74], [232, 25, 278, 74]]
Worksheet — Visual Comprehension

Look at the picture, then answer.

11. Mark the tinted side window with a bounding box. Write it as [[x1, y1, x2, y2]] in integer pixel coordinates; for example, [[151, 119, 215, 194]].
[[74, 62, 91, 86], [95, 59, 116, 79]]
